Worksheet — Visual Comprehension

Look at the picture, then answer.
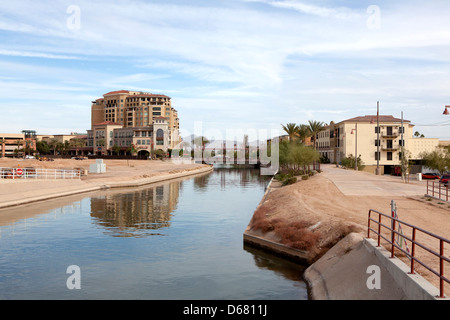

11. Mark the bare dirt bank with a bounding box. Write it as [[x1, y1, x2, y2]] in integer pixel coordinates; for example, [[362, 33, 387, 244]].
[[244, 165, 450, 295]]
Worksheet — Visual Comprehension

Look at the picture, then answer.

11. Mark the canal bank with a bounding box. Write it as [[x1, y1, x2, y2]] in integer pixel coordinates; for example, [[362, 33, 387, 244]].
[[0, 159, 213, 209], [243, 164, 450, 300]]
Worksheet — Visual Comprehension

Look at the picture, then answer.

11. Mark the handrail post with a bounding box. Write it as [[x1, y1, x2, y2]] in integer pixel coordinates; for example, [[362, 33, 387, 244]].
[[439, 239, 444, 298], [377, 213, 381, 247], [410, 228, 416, 274], [391, 218, 396, 258], [367, 210, 371, 238], [432, 181, 435, 197]]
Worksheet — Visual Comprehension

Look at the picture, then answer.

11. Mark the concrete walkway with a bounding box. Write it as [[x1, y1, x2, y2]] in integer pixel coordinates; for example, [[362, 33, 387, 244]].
[[321, 165, 426, 196]]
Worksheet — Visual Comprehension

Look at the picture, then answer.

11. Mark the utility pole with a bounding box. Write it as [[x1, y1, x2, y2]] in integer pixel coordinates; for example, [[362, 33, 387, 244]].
[[401, 111, 405, 182], [354, 123, 358, 171], [375, 101, 380, 175]]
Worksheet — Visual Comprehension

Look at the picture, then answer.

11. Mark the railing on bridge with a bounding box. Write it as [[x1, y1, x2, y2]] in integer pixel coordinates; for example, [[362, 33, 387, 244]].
[[368, 207, 450, 298], [0, 167, 81, 180], [426, 180, 449, 202]]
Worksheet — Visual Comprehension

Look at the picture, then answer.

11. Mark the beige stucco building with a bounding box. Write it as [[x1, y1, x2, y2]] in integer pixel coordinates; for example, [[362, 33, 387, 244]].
[[316, 115, 439, 174], [0, 131, 37, 158], [87, 117, 170, 156], [91, 90, 180, 149]]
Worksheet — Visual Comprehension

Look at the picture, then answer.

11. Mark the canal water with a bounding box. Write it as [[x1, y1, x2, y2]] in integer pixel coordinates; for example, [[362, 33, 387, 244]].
[[0, 166, 309, 300]]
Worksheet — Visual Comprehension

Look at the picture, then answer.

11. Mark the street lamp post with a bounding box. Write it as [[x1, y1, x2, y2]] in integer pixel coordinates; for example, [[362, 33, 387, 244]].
[[375, 101, 380, 175], [351, 123, 358, 171]]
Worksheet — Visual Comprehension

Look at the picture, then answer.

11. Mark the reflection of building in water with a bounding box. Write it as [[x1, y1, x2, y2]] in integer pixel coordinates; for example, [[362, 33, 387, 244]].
[[90, 181, 181, 237], [212, 166, 270, 190]]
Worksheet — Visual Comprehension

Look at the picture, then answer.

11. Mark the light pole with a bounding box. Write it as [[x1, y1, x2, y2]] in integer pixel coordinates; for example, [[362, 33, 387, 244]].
[[375, 101, 380, 175], [351, 123, 358, 171]]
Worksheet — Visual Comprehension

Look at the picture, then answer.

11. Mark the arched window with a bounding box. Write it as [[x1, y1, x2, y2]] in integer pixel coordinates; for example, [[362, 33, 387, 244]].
[[156, 129, 164, 145]]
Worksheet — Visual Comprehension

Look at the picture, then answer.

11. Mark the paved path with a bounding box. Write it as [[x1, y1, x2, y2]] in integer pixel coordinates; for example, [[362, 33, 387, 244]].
[[321, 164, 427, 196]]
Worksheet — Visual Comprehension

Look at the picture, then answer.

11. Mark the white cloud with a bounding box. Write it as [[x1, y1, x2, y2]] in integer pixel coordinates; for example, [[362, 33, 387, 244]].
[[0, 0, 450, 139]]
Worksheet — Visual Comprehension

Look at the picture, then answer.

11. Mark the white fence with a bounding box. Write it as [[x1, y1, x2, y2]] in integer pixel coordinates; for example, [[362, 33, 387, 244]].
[[0, 167, 81, 180]]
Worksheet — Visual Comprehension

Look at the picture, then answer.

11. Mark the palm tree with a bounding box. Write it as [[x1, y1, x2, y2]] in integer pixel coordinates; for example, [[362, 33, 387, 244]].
[[15, 140, 23, 157], [297, 124, 311, 144], [0, 138, 6, 158], [307, 120, 325, 149], [70, 138, 85, 156], [281, 123, 299, 141], [49, 139, 59, 155]]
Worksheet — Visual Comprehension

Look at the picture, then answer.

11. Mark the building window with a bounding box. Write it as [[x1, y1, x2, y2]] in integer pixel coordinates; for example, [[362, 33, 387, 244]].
[[156, 129, 164, 145], [375, 152, 380, 161], [387, 152, 393, 161], [375, 127, 380, 134], [375, 139, 380, 146]]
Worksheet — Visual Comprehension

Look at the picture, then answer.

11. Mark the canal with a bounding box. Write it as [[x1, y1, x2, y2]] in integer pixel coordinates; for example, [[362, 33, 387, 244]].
[[0, 166, 308, 300]]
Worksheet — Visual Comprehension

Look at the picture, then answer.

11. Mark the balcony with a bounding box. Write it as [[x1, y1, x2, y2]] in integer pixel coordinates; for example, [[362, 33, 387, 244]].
[[381, 132, 399, 139], [381, 145, 399, 152]]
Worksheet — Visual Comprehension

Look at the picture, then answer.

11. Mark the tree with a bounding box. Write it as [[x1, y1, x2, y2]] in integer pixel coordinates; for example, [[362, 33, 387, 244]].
[[278, 140, 320, 175], [0, 138, 6, 158], [297, 124, 311, 144], [15, 140, 23, 157], [399, 149, 412, 183], [341, 154, 365, 171], [193, 136, 210, 149], [71, 138, 85, 156], [112, 144, 121, 156], [49, 139, 59, 155], [281, 123, 299, 141], [307, 120, 325, 149], [420, 148, 450, 175], [36, 140, 51, 155]]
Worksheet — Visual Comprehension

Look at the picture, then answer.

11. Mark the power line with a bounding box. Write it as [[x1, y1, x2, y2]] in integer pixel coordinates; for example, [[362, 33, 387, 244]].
[[414, 120, 450, 127]]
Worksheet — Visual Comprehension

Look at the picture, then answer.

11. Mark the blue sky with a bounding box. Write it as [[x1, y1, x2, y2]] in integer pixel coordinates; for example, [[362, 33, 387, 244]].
[[1, 0, 450, 140]]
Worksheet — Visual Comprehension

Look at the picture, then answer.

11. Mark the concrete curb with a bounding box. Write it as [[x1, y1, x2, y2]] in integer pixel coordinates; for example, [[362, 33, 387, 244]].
[[0, 165, 213, 209], [243, 232, 309, 264], [364, 238, 448, 300], [303, 233, 449, 300]]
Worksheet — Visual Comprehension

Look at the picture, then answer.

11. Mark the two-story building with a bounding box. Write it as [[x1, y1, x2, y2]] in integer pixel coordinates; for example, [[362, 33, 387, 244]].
[[316, 115, 439, 174]]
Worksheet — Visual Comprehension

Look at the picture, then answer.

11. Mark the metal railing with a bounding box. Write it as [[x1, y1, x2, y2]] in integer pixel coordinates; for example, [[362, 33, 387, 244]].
[[0, 167, 81, 180], [426, 180, 449, 202], [368, 208, 450, 298]]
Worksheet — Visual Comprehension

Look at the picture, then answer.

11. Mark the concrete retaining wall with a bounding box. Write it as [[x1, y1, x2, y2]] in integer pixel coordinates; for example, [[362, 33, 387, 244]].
[[303, 232, 448, 300]]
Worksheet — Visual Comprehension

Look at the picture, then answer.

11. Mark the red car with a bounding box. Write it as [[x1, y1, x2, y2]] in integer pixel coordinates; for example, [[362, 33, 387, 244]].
[[440, 175, 450, 185], [422, 173, 440, 179]]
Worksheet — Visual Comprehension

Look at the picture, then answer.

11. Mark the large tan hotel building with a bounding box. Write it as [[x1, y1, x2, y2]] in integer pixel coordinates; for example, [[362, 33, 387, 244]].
[[89, 90, 181, 155]]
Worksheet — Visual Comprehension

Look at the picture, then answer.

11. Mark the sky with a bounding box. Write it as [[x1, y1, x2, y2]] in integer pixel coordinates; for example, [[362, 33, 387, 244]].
[[1, 0, 450, 141]]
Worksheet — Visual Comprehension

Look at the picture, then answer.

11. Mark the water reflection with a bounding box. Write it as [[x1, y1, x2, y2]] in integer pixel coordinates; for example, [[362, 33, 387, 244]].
[[90, 166, 269, 238], [0, 167, 309, 300], [90, 180, 182, 238]]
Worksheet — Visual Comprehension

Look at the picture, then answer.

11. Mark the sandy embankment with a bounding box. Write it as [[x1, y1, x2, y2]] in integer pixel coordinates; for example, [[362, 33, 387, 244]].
[[0, 158, 213, 209], [244, 165, 450, 295]]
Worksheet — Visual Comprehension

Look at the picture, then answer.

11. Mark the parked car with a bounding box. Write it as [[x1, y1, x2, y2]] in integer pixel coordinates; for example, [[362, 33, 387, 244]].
[[422, 173, 441, 179], [440, 175, 450, 185]]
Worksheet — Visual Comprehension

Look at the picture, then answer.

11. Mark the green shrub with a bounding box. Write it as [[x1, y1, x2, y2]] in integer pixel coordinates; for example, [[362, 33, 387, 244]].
[[282, 177, 297, 185]]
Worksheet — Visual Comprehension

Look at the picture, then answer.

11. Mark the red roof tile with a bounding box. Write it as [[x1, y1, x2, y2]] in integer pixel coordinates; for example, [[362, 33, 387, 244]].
[[93, 121, 122, 126], [103, 90, 130, 96], [341, 115, 410, 123]]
